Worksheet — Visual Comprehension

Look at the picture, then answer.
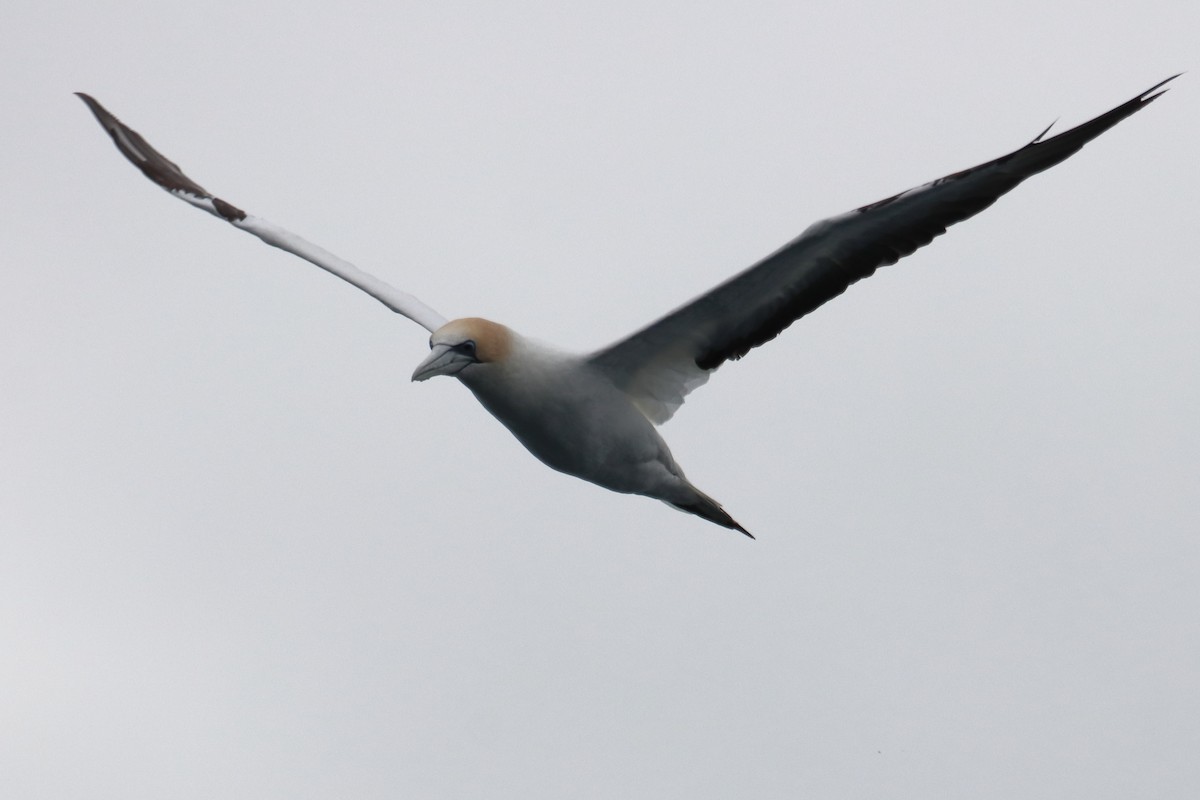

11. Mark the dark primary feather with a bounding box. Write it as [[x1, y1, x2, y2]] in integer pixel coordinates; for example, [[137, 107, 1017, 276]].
[[590, 76, 1177, 379], [76, 93, 247, 222]]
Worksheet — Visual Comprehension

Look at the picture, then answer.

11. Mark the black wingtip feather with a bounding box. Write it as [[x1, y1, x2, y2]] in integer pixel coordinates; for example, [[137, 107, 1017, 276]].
[[1023, 74, 1179, 165], [1030, 120, 1057, 144], [76, 92, 247, 222]]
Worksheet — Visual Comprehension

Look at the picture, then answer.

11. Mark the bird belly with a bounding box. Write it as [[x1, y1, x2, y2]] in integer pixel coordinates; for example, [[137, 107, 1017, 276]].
[[461, 368, 684, 498]]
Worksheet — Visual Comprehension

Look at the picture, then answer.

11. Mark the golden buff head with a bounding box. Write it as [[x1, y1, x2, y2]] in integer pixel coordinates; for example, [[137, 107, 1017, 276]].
[[411, 317, 514, 381]]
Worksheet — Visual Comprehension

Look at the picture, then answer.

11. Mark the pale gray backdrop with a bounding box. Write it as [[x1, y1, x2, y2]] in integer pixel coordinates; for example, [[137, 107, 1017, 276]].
[[2, 1, 1197, 797]]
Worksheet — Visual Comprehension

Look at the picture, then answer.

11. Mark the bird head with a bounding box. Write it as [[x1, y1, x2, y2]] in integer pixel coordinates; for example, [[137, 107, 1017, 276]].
[[412, 317, 513, 382]]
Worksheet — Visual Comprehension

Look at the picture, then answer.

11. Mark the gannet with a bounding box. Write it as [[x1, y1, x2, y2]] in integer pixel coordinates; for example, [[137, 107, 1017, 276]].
[[78, 78, 1175, 538]]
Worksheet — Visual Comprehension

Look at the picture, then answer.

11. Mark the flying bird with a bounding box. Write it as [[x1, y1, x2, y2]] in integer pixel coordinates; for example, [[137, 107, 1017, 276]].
[[78, 78, 1175, 537]]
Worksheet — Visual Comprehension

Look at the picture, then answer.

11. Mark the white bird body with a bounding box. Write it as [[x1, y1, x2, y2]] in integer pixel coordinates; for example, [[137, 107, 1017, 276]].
[[462, 343, 662, 492], [77, 78, 1176, 537], [415, 318, 742, 531]]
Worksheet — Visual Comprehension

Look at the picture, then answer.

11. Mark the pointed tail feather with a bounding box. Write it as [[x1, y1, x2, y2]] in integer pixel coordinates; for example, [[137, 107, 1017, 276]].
[[669, 489, 754, 539]]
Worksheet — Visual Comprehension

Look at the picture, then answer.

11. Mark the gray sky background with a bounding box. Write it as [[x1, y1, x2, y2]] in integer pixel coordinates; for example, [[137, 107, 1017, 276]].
[[2, 1, 1197, 797]]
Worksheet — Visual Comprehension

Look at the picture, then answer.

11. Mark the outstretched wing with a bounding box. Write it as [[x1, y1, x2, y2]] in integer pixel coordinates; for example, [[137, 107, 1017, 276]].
[[588, 76, 1177, 424], [77, 93, 448, 333]]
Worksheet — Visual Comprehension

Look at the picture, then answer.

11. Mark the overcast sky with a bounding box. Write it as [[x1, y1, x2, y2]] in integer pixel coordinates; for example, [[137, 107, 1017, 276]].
[[2, 1, 1197, 797]]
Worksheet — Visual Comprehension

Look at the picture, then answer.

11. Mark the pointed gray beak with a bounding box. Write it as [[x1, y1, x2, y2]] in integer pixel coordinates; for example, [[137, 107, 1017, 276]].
[[412, 343, 472, 382]]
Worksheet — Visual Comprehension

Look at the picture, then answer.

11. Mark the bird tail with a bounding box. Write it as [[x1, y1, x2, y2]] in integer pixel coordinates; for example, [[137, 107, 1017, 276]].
[[668, 487, 754, 539]]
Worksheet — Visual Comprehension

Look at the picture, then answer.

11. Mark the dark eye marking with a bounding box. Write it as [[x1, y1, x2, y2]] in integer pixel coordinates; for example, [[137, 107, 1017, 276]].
[[456, 340, 478, 358]]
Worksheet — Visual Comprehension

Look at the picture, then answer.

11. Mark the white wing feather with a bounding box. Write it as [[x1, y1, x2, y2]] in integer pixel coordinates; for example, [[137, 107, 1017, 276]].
[[78, 93, 447, 333]]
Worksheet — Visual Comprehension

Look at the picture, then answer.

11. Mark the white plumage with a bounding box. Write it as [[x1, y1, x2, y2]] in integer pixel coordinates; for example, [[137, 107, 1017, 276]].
[[78, 78, 1175, 537]]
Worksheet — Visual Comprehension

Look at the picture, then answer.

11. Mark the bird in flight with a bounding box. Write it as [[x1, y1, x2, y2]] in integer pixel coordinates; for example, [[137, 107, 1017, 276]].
[[79, 78, 1175, 537]]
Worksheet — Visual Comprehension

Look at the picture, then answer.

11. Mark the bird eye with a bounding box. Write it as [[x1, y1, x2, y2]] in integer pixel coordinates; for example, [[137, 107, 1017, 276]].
[[460, 340, 477, 356]]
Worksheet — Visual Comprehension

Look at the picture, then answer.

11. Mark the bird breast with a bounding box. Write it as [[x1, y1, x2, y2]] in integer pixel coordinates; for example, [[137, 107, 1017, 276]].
[[457, 347, 677, 494]]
